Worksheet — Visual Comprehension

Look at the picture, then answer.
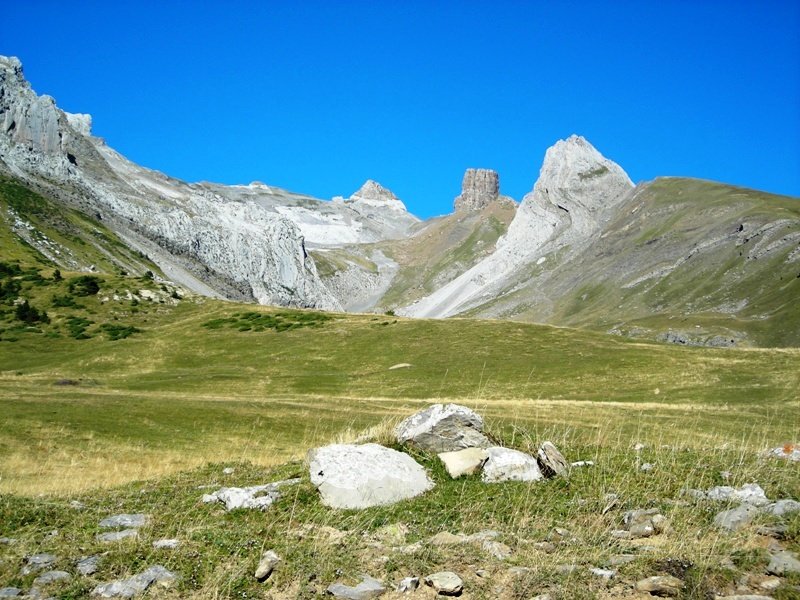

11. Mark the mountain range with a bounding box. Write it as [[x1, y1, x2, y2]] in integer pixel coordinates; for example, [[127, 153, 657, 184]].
[[1, 55, 798, 347]]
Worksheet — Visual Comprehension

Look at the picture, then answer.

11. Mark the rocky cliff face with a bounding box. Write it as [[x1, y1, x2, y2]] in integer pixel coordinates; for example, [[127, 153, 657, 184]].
[[400, 136, 634, 318], [0, 55, 345, 310], [454, 169, 500, 212]]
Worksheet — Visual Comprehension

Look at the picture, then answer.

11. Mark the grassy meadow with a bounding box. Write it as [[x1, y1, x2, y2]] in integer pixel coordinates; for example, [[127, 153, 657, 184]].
[[1, 205, 799, 596]]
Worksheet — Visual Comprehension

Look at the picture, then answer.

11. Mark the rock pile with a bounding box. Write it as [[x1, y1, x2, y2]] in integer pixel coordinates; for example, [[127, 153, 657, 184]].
[[307, 404, 569, 510]]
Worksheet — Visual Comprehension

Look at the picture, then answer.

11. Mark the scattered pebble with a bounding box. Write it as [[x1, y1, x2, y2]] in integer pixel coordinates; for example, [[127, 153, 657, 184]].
[[99, 514, 149, 529], [254, 550, 280, 581], [635, 575, 684, 596], [424, 571, 463, 595], [97, 529, 139, 543], [152, 539, 180, 549], [77, 555, 101, 576], [396, 577, 419, 592], [33, 570, 71, 586], [326, 575, 386, 599]]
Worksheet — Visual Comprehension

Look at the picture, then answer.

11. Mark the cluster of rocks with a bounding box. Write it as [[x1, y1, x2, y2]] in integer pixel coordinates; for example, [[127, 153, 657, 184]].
[[0, 513, 178, 599], [682, 483, 800, 532], [201, 478, 301, 511], [309, 404, 569, 510]]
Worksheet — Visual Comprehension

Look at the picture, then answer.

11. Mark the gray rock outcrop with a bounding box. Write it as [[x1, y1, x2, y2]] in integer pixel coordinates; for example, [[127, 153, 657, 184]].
[[537, 441, 569, 477], [326, 575, 386, 599], [454, 168, 500, 212], [394, 403, 491, 452], [92, 565, 177, 598], [308, 443, 434, 509], [0, 55, 341, 311]]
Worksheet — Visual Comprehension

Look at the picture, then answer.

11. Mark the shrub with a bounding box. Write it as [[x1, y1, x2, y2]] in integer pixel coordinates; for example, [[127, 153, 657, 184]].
[[15, 300, 49, 324], [68, 275, 101, 296]]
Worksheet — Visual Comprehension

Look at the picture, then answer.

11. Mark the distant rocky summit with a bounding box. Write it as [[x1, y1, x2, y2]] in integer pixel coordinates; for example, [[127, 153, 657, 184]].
[[454, 168, 501, 212]]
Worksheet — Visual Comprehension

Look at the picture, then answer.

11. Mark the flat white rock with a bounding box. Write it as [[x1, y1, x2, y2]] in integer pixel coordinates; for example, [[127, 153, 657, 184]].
[[482, 447, 543, 483], [309, 443, 433, 509]]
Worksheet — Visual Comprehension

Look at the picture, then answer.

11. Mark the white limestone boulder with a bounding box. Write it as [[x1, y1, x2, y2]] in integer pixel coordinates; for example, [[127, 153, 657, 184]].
[[395, 403, 491, 452], [308, 443, 434, 509], [437, 448, 489, 478], [482, 447, 544, 483]]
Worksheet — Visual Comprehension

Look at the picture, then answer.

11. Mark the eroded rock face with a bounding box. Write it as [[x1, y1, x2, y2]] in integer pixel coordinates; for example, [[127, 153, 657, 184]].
[[308, 443, 434, 509], [454, 168, 500, 212], [395, 403, 491, 452], [0, 55, 341, 311]]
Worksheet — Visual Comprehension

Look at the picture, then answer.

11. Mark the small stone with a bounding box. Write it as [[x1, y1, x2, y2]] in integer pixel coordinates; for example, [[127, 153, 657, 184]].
[[715, 596, 776, 600], [763, 498, 800, 517], [610, 530, 632, 540], [326, 575, 386, 599], [606, 555, 637, 566], [0, 537, 17, 545], [634, 575, 684, 596], [0, 589, 22, 598], [640, 463, 655, 472], [756, 576, 781, 591], [714, 504, 759, 532], [77, 555, 101, 576], [33, 570, 71, 586], [537, 441, 569, 478], [396, 577, 419, 593], [507, 567, 531, 576], [424, 571, 463, 595], [21, 554, 57, 575], [70, 500, 86, 509], [556, 564, 579, 574], [548, 527, 572, 542], [437, 448, 489, 478], [633, 443, 646, 452], [705, 484, 770, 506], [571, 460, 594, 467], [474, 570, 489, 578], [767, 550, 800, 575], [99, 514, 149, 529], [222, 467, 234, 474], [97, 529, 139, 542], [482, 447, 543, 482], [255, 550, 280, 581], [152, 539, 180, 549], [589, 567, 615, 579], [756, 524, 788, 538]]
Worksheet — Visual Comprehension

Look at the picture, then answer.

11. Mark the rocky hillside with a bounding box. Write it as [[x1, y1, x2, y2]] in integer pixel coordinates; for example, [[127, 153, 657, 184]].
[[2, 54, 798, 346], [0, 56, 416, 310]]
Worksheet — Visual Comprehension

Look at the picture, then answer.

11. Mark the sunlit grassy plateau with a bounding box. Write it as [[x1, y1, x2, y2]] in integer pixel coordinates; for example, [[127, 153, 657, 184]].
[[1, 178, 799, 598]]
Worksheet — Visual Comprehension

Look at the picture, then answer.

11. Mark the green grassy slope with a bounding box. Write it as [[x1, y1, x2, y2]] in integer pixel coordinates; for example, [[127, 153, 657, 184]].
[[475, 178, 800, 347]]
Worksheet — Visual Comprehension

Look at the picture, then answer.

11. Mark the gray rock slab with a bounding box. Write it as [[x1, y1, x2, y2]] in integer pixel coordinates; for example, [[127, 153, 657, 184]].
[[98, 514, 149, 529], [714, 504, 759, 532], [704, 484, 770, 506], [309, 443, 433, 509], [424, 571, 463, 595], [764, 499, 800, 517], [254, 550, 280, 581], [482, 447, 543, 482], [21, 554, 57, 575], [0, 537, 18, 545], [767, 550, 800, 575], [77, 555, 101, 576], [33, 570, 71, 586], [97, 529, 139, 542], [537, 441, 569, 478], [201, 478, 300, 511], [395, 403, 490, 452], [92, 565, 177, 598], [152, 539, 180, 549], [437, 448, 488, 478], [326, 575, 386, 599], [0, 589, 22, 598], [634, 575, 684, 596]]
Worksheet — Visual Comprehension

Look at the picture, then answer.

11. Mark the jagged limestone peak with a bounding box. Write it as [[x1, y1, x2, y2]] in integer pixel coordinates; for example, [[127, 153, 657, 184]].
[[348, 179, 410, 213], [454, 168, 500, 212]]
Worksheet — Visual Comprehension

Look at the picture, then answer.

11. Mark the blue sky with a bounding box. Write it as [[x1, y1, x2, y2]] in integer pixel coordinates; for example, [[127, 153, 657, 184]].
[[4, 1, 799, 218]]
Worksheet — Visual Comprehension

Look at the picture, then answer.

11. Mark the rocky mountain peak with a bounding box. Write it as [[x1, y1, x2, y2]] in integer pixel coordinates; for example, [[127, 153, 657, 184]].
[[534, 135, 633, 206], [454, 168, 500, 212], [347, 179, 410, 214]]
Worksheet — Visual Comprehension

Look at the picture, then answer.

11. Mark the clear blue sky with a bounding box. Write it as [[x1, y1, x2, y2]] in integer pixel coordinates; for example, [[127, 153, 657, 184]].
[[4, 1, 799, 218]]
